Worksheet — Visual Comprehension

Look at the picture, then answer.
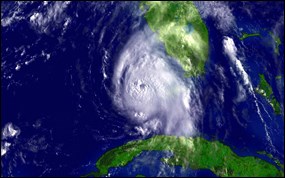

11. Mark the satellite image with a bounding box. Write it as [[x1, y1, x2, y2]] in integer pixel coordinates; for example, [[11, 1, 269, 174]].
[[1, 1, 284, 177]]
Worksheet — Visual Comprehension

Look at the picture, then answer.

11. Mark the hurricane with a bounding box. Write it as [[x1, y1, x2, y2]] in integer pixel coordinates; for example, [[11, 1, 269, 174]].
[[111, 27, 203, 137], [1, 1, 284, 177]]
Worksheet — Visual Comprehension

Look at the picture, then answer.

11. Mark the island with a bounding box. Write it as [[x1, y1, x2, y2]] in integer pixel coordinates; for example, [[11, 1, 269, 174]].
[[269, 32, 282, 55], [83, 135, 283, 177], [255, 74, 282, 115], [135, 174, 145, 177], [276, 75, 282, 80], [239, 32, 261, 40], [140, 1, 209, 77]]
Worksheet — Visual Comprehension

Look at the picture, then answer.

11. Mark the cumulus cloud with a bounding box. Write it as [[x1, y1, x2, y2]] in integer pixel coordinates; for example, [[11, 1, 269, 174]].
[[195, 1, 236, 32], [2, 122, 20, 139], [1, 123, 20, 156], [1, 1, 71, 32], [214, 65, 229, 104], [1, 2, 26, 27], [111, 27, 203, 137], [29, 1, 71, 33], [1, 142, 11, 156], [223, 36, 251, 89]]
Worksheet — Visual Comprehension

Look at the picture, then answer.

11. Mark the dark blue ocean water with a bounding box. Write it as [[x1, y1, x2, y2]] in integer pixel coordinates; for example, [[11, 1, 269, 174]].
[[1, 1, 284, 176], [198, 1, 284, 168]]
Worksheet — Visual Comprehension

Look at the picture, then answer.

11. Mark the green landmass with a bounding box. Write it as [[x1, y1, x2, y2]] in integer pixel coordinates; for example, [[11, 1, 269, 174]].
[[257, 151, 284, 171], [255, 74, 282, 115], [275, 75, 282, 80], [239, 32, 260, 40], [269, 32, 282, 55], [140, 1, 209, 77], [135, 174, 145, 177], [84, 135, 283, 177]]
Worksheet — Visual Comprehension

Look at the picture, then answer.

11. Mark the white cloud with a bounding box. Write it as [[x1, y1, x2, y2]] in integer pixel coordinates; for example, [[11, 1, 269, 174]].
[[235, 81, 247, 102], [112, 26, 202, 137], [195, 1, 236, 32], [1, 123, 20, 156], [223, 36, 274, 148], [29, 2, 71, 33], [223, 36, 251, 89], [2, 123, 20, 139], [15, 64, 21, 71], [1, 142, 11, 156], [1, 2, 26, 27]]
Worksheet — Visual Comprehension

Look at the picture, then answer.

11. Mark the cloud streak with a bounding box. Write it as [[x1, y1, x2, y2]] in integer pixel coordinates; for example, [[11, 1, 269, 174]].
[[223, 36, 274, 149]]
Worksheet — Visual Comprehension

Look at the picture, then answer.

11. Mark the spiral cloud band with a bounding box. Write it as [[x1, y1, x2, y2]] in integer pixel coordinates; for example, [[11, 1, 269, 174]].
[[112, 27, 202, 137]]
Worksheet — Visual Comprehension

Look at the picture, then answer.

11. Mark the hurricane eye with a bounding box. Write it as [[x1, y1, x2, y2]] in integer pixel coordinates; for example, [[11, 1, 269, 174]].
[[112, 29, 201, 137], [140, 83, 146, 89]]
